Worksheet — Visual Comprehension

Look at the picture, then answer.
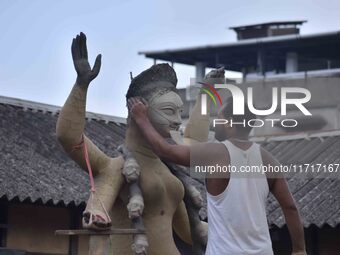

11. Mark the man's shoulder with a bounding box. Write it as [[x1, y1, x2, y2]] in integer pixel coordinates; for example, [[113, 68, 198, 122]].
[[259, 146, 280, 166], [205, 142, 230, 164]]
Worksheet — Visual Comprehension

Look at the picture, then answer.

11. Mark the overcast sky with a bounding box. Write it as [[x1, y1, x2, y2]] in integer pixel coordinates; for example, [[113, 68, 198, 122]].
[[1, 0, 340, 117]]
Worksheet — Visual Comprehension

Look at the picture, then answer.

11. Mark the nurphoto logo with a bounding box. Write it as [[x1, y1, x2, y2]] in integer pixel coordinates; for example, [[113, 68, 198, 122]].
[[200, 83, 312, 128]]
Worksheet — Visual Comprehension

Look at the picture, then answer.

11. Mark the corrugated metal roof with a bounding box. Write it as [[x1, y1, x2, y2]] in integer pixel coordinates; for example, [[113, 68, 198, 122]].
[[0, 97, 125, 206], [0, 96, 338, 227], [262, 137, 340, 228]]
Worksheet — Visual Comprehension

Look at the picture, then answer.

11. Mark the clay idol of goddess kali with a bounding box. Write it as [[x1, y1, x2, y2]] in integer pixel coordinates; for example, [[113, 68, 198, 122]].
[[56, 32, 224, 255]]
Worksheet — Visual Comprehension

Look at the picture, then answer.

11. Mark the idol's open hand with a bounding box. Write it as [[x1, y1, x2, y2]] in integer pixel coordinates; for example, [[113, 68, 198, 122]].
[[205, 67, 225, 79], [128, 97, 148, 123], [71, 32, 101, 87], [203, 67, 225, 85]]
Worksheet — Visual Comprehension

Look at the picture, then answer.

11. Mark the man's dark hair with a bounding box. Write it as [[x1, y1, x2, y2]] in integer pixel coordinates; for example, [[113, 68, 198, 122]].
[[221, 97, 257, 134]]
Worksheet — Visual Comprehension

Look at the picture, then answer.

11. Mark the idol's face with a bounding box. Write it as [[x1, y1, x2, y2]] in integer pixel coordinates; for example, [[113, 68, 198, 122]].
[[147, 90, 183, 138]]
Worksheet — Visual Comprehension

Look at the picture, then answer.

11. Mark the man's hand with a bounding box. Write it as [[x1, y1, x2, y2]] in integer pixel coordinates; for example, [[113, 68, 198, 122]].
[[127, 97, 148, 123], [71, 32, 102, 87]]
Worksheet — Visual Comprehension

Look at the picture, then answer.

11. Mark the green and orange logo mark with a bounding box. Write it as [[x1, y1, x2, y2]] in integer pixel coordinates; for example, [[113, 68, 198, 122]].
[[198, 82, 222, 107]]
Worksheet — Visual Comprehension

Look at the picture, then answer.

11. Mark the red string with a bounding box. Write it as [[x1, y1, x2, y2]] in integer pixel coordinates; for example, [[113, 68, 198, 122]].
[[71, 135, 96, 192]]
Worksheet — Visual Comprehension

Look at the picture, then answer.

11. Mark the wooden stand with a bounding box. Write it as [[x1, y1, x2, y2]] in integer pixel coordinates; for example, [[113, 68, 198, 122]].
[[55, 228, 145, 236]]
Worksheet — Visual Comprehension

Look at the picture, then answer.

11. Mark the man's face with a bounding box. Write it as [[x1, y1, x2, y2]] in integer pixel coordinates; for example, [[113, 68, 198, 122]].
[[147, 90, 183, 138], [214, 105, 234, 141]]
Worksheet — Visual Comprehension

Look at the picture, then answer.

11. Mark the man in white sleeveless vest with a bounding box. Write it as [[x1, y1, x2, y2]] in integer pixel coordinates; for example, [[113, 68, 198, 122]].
[[128, 97, 307, 255]]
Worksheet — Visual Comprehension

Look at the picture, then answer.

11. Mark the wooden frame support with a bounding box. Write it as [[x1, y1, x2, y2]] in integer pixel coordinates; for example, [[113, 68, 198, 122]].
[[55, 228, 146, 236]]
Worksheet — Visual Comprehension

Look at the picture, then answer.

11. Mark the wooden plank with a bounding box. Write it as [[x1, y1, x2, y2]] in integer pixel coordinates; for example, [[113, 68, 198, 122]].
[[55, 228, 145, 236]]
